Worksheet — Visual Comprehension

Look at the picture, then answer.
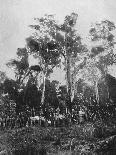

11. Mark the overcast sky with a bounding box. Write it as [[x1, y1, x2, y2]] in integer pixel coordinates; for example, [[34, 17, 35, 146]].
[[0, 0, 116, 81]]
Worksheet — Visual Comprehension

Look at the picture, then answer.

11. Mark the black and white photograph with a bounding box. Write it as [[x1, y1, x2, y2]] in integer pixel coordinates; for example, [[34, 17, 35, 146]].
[[0, 0, 116, 154]]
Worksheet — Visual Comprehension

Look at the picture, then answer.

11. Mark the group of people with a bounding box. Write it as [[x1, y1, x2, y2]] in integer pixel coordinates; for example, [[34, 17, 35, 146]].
[[0, 113, 28, 130], [0, 107, 86, 130]]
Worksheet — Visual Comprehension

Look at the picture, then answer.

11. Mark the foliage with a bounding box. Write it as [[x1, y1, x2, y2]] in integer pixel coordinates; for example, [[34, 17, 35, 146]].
[[26, 15, 63, 106], [0, 71, 6, 84], [1, 14, 116, 142], [0, 122, 115, 154], [89, 20, 116, 72], [26, 14, 61, 69], [73, 20, 116, 108], [0, 13, 116, 155], [44, 80, 59, 107], [7, 48, 29, 82], [55, 13, 88, 109], [7, 127, 51, 151], [0, 96, 16, 118]]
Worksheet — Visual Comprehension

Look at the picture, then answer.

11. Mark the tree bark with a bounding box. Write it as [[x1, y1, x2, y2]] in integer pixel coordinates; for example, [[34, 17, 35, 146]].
[[66, 53, 72, 113], [95, 81, 99, 103], [41, 69, 47, 105]]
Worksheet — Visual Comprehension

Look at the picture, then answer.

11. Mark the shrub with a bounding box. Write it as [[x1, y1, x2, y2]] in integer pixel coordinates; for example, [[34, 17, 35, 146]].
[[6, 126, 54, 153]]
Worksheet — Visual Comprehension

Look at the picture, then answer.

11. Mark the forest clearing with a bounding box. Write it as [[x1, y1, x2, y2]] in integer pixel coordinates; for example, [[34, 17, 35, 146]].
[[1, 1, 116, 154]]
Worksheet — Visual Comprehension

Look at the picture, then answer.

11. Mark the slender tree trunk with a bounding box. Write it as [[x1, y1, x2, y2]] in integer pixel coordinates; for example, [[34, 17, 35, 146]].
[[66, 53, 72, 113], [105, 70, 109, 99], [64, 31, 72, 113], [71, 66, 76, 102], [106, 84, 109, 99], [41, 70, 47, 105], [95, 81, 99, 103]]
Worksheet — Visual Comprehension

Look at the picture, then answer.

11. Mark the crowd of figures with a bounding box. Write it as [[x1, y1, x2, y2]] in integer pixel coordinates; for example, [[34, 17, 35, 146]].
[[0, 114, 28, 130], [0, 107, 82, 130]]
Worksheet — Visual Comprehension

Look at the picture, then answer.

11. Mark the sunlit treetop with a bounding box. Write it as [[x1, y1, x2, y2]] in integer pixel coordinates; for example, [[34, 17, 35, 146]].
[[89, 20, 116, 46]]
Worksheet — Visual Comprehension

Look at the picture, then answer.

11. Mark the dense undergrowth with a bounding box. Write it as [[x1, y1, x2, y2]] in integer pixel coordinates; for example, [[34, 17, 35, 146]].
[[0, 122, 116, 154]]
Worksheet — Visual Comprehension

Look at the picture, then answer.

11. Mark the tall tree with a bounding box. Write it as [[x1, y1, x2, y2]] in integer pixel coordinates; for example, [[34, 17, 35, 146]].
[[77, 60, 102, 103], [27, 13, 88, 113], [89, 20, 116, 103], [6, 47, 42, 113], [26, 15, 61, 106], [53, 13, 88, 112], [75, 20, 116, 104]]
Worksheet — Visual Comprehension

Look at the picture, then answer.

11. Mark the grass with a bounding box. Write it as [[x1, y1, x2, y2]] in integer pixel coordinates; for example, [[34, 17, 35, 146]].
[[0, 122, 116, 154]]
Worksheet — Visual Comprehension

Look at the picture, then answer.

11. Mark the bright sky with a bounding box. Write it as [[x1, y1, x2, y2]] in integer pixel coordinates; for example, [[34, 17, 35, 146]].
[[0, 0, 116, 82]]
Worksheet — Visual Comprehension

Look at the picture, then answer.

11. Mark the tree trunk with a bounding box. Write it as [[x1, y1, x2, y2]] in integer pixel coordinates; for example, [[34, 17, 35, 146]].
[[95, 81, 99, 103], [71, 66, 76, 102], [66, 54, 72, 113], [64, 31, 72, 113], [106, 82, 109, 99], [41, 70, 47, 105]]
